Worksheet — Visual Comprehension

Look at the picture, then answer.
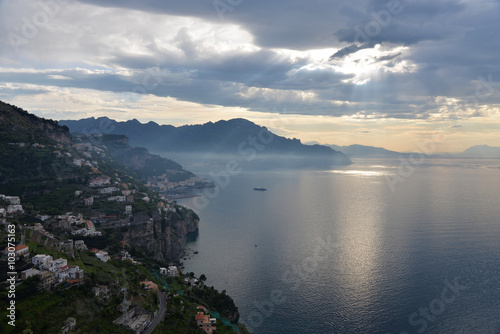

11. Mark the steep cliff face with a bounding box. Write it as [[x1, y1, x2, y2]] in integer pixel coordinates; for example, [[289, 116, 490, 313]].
[[0, 101, 71, 144], [123, 207, 199, 262]]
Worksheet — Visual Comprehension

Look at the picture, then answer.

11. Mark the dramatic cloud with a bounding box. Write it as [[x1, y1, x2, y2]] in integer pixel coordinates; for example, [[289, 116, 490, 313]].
[[0, 0, 499, 150]]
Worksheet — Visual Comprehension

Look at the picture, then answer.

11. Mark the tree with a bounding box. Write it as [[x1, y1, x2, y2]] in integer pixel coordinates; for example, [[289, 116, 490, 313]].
[[199, 274, 207, 282]]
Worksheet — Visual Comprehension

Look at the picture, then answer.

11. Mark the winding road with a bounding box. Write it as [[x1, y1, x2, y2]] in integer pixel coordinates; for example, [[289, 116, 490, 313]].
[[143, 291, 167, 334]]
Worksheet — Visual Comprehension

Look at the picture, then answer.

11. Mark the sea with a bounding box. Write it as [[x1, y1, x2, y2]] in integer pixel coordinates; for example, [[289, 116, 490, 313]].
[[177, 158, 500, 334]]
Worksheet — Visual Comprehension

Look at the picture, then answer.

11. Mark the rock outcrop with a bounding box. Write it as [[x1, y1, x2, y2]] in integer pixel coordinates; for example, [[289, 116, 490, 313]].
[[123, 207, 199, 262]]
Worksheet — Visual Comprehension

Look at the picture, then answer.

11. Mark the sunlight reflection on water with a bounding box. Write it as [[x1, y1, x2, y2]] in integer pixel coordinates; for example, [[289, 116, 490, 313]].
[[328, 170, 390, 176]]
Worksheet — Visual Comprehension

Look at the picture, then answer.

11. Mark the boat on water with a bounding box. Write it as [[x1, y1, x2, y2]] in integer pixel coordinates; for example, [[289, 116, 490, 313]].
[[253, 187, 267, 191]]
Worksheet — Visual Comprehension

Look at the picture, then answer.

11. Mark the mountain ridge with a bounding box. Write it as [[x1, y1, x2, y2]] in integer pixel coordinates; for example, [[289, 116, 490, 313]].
[[60, 117, 352, 166], [306, 141, 500, 159]]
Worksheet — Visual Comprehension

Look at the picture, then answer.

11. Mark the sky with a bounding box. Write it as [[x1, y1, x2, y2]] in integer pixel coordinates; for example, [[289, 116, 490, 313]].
[[1, 0, 499, 152]]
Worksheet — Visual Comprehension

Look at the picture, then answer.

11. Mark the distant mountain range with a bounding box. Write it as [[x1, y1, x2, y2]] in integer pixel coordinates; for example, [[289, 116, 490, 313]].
[[328, 144, 412, 158], [306, 142, 500, 159], [453, 145, 500, 159], [60, 117, 352, 167], [59, 117, 499, 162]]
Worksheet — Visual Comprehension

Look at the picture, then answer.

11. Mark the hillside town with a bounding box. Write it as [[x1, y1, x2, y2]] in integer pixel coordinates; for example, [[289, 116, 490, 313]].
[[0, 102, 249, 334], [1, 186, 241, 334]]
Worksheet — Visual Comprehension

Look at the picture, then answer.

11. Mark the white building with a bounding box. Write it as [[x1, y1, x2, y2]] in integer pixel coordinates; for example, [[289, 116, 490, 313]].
[[84, 197, 94, 206], [167, 266, 179, 277], [125, 205, 132, 215], [48, 258, 68, 272], [56, 265, 70, 282], [37, 214, 51, 221], [7, 205, 24, 214], [74, 240, 87, 251], [95, 251, 110, 262], [107, 196, 126, 202], [73, 158, 84, 167], [69, 265, 84, 279], [20, 267, 40, 280], [32, 254, 53, 269], [5, 196, 20, 205], [99, 187, 118, 194], [89, 176, 111, 187]]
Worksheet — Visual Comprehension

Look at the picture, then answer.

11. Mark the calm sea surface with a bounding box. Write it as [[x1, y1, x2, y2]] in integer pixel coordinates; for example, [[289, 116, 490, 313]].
[[178, 158, 500, 334]]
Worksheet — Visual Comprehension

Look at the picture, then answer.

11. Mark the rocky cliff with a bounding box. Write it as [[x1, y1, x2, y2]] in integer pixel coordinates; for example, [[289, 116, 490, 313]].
[[123, 206, 199, 262]]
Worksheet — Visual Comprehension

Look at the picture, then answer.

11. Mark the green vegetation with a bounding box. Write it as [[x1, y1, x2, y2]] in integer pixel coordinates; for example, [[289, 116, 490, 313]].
[[0, 101, 250, 333], [0, 240, 248, 334]]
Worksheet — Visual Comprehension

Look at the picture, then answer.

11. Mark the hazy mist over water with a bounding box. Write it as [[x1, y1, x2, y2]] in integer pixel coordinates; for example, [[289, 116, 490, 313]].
[[178, 158, 500, 333]]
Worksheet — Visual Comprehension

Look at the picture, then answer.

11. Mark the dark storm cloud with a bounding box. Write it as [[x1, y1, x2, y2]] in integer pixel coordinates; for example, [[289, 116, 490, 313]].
[[330, 42, 377, 59], [1, 0, 500, 119]]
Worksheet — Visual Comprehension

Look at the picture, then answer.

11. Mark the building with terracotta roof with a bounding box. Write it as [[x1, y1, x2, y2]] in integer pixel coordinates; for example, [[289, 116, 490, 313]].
[[195, 312, 216, 333], [3, 244, 29, 259], [66, 279, 84, 287], [140, 280, 158, 291]]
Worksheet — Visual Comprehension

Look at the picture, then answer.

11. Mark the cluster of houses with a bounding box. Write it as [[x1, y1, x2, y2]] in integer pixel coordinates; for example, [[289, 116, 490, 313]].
[[89, 176, 111, 187], [195, 306, 217, 334], [62, 239, 87, 252], [72, 142, 107, 160], [9, 142, 51, 149], [80, 178, 150, 216], [146, 174, 212, 193], [9, 142, 70, 160], [71, 220, 102, 237], [21, 254, 85, 289], [0, 194, 24, 216], [72, 158, 98, 169]]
